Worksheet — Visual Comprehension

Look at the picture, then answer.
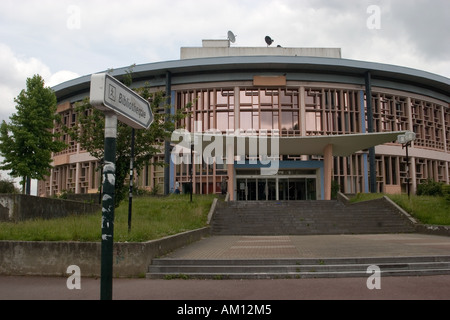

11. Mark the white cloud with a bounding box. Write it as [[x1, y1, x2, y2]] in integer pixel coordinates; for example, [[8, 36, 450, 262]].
[[47, 70, 80, 88], [0, 43, 50, 87], [0, 0, 446, 127], [0, 42, 78, 195], [0, 43, 79, 123], [0, 0, 448, 79]]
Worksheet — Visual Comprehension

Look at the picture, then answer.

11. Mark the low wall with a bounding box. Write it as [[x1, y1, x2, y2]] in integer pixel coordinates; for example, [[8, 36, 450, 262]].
[[340, 193, 449, 236], [415, 224, 450, 237], [0, 227, 211, 277], [0, 194, 101, 222], [65, 193, 101, 204]]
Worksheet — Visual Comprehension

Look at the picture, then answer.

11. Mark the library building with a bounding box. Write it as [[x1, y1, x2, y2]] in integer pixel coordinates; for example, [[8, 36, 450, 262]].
[[38, 39, 450, 201]]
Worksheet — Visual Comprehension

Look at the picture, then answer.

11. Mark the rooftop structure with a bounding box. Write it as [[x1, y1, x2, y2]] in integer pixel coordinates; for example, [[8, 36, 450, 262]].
[[180, 39, 342, 59]]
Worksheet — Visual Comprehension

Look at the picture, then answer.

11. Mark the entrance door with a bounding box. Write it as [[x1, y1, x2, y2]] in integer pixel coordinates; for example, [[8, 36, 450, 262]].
[[267, 179, 277, 200], [237, 179, 246, 201], [307, 178, 317, 200], [236, 178, 258, 201], [247, 179, 257, 201], [278, 178, 288, 201], [237, 177, 317, 201], [257, 179, 267, 201], [277, 178, 316, 201], [289, 179, 306, 200]]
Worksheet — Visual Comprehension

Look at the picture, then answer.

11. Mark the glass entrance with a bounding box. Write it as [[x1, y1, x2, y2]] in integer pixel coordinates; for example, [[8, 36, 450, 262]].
[[307, 178, 317, 200], [268, 179, 277, 200], [237, 177, 317, 201], [258, 180, 266, 201], [237, 178, 278, 201], [247, 179, 256, 201]]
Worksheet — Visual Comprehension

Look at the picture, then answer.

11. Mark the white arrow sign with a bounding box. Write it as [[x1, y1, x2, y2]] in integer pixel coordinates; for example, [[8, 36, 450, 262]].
[[90, 73, 153, 129]]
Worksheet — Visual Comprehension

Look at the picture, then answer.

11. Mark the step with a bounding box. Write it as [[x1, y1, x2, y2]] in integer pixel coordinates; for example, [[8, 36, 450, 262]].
[[149, 262, 450, 274], [148, 269, 450, 280], [146, 256, 450, 279], [211, 199, 416, 235], [151, 256, 450, 266]]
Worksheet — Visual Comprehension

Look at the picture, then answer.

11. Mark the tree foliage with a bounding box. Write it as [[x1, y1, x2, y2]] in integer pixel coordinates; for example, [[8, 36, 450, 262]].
[[0, 175, 20, 194], [0, 74, 66, 193], [64, 70, 190, 206]]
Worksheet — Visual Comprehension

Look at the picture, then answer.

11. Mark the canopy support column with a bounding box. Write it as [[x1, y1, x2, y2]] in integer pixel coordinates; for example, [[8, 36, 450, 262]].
[[323, 144, 333, 201]]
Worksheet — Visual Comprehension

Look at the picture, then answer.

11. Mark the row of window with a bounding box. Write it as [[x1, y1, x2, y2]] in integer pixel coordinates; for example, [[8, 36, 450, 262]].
[[53, 87, 449, 156], [176, 88, 449, 152]]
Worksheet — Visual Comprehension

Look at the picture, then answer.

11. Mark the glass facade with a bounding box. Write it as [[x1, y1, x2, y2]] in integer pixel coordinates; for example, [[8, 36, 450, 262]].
[[168, 85, 449, 199]]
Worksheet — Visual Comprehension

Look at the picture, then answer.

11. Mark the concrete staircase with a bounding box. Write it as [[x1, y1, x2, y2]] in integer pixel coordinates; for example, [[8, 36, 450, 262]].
[[147, 197, 428, 280], [147, 256, 450, 279], [210, 198, 416, 235]]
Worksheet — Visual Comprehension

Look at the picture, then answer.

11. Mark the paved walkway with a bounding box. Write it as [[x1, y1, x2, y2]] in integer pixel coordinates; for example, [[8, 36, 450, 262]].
[[2, 274, 450, 300], [163, 233, 450, 259]]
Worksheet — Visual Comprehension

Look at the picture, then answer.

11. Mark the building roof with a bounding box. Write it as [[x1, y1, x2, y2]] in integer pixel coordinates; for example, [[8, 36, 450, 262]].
[[53, 56, 450, 104]]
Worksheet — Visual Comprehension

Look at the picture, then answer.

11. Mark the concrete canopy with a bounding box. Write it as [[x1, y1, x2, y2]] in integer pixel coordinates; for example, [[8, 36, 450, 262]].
[[277, 131, 406, 157], [172, 131, 407, 201], [173, 131, 407, 158]]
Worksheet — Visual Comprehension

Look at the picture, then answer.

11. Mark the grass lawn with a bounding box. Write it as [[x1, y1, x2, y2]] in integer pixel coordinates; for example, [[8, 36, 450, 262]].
[[349, 193, 450, 226], [0, 194, 216, 242], [1, 193, 448, 242]]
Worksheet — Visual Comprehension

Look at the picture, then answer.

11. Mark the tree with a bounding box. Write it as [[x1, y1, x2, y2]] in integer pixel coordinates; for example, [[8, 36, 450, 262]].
[[65, 68, 190, 206], [0, 175, 20, 194], [0, 75, 66, 194]]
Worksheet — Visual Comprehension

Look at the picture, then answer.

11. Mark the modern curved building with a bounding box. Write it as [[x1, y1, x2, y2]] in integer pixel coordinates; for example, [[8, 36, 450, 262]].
[[38, 40, 450, 201]]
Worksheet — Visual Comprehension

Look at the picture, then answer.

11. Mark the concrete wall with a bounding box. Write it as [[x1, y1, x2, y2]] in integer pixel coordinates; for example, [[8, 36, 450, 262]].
[[181, 44, 342, 60], [415, 224, 450, 237], [0, 194, 100, 222], [0, 227, 211, 277]]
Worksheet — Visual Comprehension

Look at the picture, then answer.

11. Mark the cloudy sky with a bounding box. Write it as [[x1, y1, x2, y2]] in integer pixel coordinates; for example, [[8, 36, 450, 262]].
[[1, 0, 450, 123], [0, 0, 449, 189]]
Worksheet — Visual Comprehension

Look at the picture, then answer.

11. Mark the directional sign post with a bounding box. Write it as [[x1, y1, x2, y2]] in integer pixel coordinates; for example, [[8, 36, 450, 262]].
[[90, 73, 153, 130], [90, 73, 153, 300]]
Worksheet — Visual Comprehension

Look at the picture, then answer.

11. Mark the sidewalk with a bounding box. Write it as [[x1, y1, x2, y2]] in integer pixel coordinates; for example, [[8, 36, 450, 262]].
[[163, 233, 450, 260], [1, 274, 450, 300]]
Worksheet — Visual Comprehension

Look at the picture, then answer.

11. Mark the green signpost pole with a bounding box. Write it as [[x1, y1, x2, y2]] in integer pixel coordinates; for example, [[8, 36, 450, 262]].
[[128, 128, 135, 233], [90, 73, 153, 300], [100, 112, 117, 300]]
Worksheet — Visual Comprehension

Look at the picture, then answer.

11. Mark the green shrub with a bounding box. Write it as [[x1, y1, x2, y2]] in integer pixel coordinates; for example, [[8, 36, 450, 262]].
[[331, 180, 340, 199], [443, 184, 450, 202], [0, 178, 19, 194], [416, 179, 444, 197]]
